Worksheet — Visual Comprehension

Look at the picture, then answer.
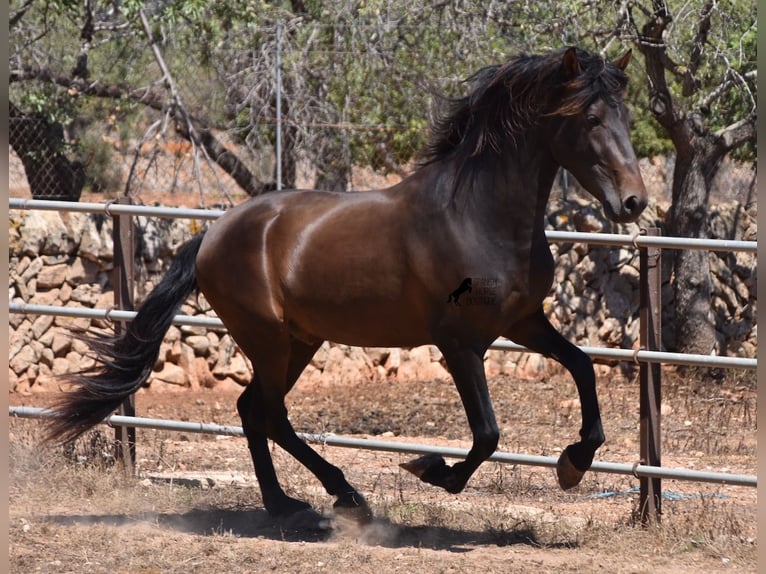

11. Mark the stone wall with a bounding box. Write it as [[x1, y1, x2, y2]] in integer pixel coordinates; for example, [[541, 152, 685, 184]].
[[8, 196, 757, 394]]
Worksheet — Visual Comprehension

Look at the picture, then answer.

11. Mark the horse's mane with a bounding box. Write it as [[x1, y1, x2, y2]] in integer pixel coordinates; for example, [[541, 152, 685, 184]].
[[417, 47, 629, 172]]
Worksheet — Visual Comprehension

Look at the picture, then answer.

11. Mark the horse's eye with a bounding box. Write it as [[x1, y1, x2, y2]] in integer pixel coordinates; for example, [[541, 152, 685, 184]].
[[586, 115, 602, 128]]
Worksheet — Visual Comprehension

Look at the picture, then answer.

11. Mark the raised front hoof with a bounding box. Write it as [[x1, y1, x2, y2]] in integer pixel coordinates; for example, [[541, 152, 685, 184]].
[[399, 454, 463, 493], [399, 453, 447, 480], [333, 492, 373, 525], [556, 449, 586, 490]]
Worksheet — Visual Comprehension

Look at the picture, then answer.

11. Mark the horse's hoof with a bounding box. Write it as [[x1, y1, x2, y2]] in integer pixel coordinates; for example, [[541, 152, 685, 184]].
[[556, 449, 586, 490], [399, 453, 446, 479]]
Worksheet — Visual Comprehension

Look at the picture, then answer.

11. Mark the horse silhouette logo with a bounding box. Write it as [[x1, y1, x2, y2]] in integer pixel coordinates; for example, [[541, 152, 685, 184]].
[[447, 277, 472, 306]]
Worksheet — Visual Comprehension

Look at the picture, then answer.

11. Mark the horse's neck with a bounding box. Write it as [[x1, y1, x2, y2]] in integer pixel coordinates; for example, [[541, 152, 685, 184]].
[[460, 141, 558, 239]]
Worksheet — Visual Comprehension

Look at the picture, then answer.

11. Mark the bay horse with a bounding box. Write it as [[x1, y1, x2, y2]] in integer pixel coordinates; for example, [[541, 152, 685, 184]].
[[45, 47, 647, 523]]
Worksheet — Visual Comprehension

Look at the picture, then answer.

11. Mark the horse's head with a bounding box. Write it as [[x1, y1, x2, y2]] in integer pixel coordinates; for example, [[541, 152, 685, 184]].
[[547, 48, 647, 223]]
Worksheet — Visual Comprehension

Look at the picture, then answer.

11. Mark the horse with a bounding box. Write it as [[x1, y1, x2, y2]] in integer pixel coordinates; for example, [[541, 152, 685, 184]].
[[44, 47, 647, 524]]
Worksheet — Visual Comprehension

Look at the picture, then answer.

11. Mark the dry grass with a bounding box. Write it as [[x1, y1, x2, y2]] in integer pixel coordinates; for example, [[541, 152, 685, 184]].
[[9, 368, 757, 573]]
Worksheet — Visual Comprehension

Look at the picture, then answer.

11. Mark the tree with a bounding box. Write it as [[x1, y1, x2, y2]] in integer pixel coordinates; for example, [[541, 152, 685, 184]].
[[10, 0, 273, 201], [624, 0, 756, 354], [508, 0, 757, 354], [9, 101, 86, 201]]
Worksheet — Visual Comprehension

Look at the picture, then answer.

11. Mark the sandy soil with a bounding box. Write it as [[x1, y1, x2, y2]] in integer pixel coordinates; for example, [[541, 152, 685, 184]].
[[8, 367, 757, 573]]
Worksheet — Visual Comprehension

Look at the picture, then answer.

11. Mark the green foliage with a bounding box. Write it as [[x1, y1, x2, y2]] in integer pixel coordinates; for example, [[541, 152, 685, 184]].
[[10, 0, 756, 183]]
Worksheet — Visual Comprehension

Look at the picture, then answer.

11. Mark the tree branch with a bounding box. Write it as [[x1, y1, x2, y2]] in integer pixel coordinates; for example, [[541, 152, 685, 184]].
[[688, 0, 714, 79], [11, 63, 268, 198], [10, 0, 36, 29], [630, 0, 694, 159], [716, 114, 756, 153]]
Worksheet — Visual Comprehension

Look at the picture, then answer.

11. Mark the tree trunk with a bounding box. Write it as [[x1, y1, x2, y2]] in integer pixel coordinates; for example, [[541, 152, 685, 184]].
[[314, 130, 350, 192], [666, 141, 722, 354], [9, 102, 86, 201]]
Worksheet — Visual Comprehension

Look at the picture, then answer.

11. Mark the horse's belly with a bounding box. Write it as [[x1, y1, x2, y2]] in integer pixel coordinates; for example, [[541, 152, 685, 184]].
[[285, 286, 433, 347]]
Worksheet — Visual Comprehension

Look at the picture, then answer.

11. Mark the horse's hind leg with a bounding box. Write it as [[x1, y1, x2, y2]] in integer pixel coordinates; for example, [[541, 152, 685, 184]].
[[238, 336, 371, 522], [237, 380, 311, 517], [506, 308, 605, 490]]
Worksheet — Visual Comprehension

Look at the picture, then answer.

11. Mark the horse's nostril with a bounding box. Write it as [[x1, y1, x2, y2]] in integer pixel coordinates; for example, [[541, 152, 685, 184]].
[[624, 195, 640, 213]]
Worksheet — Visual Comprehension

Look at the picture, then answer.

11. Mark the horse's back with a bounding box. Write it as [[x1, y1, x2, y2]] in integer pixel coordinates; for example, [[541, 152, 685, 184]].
[[195, 188, 437, 345]]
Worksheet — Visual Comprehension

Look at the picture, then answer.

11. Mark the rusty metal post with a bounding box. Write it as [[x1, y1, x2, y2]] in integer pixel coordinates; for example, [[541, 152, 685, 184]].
[[112, 197, 136, 473], [639, 227, 662, 523]]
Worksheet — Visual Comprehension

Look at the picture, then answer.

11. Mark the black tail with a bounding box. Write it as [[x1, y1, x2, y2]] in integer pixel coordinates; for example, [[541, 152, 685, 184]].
[[44, 233, 206, 445]]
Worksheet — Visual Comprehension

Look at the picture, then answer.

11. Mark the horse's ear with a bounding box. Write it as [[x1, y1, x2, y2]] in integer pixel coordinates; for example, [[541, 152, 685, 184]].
[[562, 47, 582, 80], [613, 49, 632, 71]]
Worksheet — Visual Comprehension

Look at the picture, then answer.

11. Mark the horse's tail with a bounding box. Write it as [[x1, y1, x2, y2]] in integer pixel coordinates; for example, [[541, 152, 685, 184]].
[[43, 233, 206, 445]]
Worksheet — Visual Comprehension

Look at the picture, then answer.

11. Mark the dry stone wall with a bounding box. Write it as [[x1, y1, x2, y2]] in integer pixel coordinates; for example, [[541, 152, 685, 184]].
[[8, 196, 757, 394]]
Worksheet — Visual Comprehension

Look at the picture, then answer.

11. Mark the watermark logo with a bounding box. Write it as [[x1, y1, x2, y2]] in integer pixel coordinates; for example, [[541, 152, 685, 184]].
[[446, 277, 499, 306]]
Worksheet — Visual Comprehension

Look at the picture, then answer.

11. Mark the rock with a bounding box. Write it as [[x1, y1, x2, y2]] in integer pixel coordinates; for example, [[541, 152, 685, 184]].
[[225, 354, 252, 385], [10, 345, 39, 375], [8, 368, 19, 393], [40, 347, 55, 368], [383, 348, 401, 375], [396, 345, 449, 382], [176, 342, 199, 390], [29, 288, 61, 306], [19, 210, 70, 256], [319, 345, 375, 384], [185, 335, 210, 356], [165, 325, 182, 344], [514, 353, 547, 380], [213, 335, 237, 374], [194, 357, 217, 389], [10, 320, 32, 358], [78, 215, 113, 261], [52, 357, 71, 376], [19, 256, 43, 285], [310, 342, 331, 371], [65, 258, 91, 286], [37, 264, 70, 289], [152, 363, 189, 387], [70, 283, 102, 307], [363, 347, 391, 367]]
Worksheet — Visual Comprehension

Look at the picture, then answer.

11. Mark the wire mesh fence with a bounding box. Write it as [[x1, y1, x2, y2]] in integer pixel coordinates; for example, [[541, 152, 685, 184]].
[[9, 105, 86, 201]]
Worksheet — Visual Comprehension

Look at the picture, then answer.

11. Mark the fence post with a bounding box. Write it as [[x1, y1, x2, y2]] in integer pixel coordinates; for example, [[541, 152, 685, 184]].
[[275, 20, 283, 191], [111, 197, 136, 473], [639, 227, 662, 523]]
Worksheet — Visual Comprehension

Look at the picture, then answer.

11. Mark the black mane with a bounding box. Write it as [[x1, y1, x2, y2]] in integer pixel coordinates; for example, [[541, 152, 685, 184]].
[[418, 47, 629, 169]]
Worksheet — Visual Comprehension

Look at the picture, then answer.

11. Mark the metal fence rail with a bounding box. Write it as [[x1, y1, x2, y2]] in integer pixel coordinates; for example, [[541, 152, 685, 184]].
[[9, 198, 758, 253], [8, 301, 757, 370], [9, 406, 757, 488]]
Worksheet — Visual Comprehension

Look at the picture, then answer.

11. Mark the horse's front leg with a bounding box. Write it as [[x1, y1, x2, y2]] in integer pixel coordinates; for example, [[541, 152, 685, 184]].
[[400, 344, 499, 494], [506, 308, 605, 489]]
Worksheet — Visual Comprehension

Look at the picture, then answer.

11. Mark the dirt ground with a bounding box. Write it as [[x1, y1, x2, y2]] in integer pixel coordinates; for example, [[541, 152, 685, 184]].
[[8, 366, 757, 573]]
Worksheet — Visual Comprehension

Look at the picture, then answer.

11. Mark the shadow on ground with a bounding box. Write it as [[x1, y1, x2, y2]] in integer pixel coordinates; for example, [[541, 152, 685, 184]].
[[43, 506, 573, 552]]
